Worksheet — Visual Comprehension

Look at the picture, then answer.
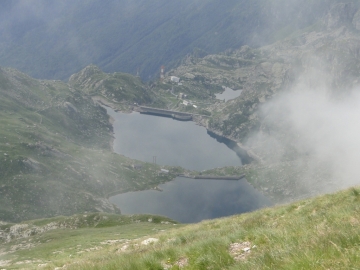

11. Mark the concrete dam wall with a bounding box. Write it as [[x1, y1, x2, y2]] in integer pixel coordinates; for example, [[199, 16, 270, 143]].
[[178, 174, 246, 180], [138, 106, 193, 121]]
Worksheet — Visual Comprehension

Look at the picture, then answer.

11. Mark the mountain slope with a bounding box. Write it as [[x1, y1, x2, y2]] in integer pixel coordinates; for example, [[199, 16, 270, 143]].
[[0, 67, 177, 222], [0, 0, 346, 80], [154, 1, 360, 205]]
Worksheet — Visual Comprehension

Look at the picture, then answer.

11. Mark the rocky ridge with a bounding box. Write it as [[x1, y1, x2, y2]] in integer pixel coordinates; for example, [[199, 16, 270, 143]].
[[69, 65, 153, 105]]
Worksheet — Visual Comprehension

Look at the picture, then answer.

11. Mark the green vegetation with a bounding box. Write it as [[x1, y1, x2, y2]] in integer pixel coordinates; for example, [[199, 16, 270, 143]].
[[69, 65, 154, 105], [2, 187, 360, 269], [0, 67, 180, 222], [0, 213, 180, 269], [3, 2, 360, 268], [4, 2, 360, 221]]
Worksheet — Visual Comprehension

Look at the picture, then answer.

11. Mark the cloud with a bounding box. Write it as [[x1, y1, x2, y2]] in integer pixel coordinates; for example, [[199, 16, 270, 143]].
[[248, 67, 360, 196]]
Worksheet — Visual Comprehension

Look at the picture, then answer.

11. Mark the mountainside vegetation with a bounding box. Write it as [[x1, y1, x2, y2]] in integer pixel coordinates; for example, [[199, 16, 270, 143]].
[[3, 0, 360, 268], [0, 67, 178, 222], [2, 0, 360, 223], [68, 65, 154, 105]]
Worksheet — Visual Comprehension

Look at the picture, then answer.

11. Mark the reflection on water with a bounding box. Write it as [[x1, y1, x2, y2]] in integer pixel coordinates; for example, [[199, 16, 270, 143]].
[[215, 87, 242, 102], [106, 107, 242, 171], [110, 177, 272, 223]]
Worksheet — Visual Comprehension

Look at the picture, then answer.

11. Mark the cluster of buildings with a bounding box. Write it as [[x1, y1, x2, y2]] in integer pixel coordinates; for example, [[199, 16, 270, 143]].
[[160, 66, 197, 109], [179, 95, 197, 108]]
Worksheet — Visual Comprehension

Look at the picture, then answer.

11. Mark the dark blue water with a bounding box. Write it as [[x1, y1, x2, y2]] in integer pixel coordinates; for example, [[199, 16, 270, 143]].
[[110, 177, 271, 223], [106, 108, 242, 171], [106, 107, 271, 223]]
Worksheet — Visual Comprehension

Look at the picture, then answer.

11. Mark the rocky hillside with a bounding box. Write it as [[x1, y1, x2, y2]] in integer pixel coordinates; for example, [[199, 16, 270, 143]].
[[157, 2, 360, 203], [1, 0, 360, 228], [69, 65, 153, 105], [173, 2, 360, 145], [60, 2, 360, 206], [0, 67, 178, 222]]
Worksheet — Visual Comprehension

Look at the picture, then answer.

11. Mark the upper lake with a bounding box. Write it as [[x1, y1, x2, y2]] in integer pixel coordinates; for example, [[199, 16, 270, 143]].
[[106, 107, 242, 171]]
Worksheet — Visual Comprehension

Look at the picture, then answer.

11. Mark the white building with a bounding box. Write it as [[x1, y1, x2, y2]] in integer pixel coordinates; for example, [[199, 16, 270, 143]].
[[182, 100, 189, 106], [170, 76, 180, 83]]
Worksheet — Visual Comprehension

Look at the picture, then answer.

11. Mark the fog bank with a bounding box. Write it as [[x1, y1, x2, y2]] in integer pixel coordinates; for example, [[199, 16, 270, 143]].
[[249, 70, 360, 196]]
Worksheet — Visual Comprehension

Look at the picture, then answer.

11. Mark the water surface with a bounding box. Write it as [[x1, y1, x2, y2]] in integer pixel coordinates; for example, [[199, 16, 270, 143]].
[[106, 107, 242, 171], [216, 87, 242, 102], [110, 177, 271, 223], [106, 106, 270, 223]]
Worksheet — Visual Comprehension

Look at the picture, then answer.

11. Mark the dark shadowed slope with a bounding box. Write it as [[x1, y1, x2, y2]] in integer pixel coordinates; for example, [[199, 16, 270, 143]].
[[0, 0, 343, 80]]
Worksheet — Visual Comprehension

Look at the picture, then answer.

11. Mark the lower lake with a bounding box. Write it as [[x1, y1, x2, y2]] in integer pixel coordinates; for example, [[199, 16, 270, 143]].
[[110, 177, 271, 223], [106, 107, 271, 222]]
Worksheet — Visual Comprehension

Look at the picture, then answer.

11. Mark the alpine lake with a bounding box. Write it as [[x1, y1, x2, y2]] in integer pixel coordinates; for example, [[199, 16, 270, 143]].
[[107, 107, 271, 223], [215, 87, 243, 102]]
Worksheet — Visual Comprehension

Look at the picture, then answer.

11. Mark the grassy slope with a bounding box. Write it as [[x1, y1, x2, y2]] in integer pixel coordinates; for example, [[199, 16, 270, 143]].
[[0, 67, 179, 222], [1, 187, 360, 269], [0, 213, 180, 269]]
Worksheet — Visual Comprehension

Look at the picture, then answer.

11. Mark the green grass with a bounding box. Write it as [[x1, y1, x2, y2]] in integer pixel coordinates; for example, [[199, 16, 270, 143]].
[[0, 213, 180, 269], [68, 187, 360, 269], [3, 187, 360, 269]]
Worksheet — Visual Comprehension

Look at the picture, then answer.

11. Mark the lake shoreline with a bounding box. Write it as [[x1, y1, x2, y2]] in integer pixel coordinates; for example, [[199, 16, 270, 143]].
[[109, 176, 272, 223], [93, 96, 259, 164]]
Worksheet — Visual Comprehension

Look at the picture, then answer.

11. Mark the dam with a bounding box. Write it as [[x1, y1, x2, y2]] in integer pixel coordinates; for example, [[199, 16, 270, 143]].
[[136, 106, 193, 121], [178, 174, 246, 180]]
